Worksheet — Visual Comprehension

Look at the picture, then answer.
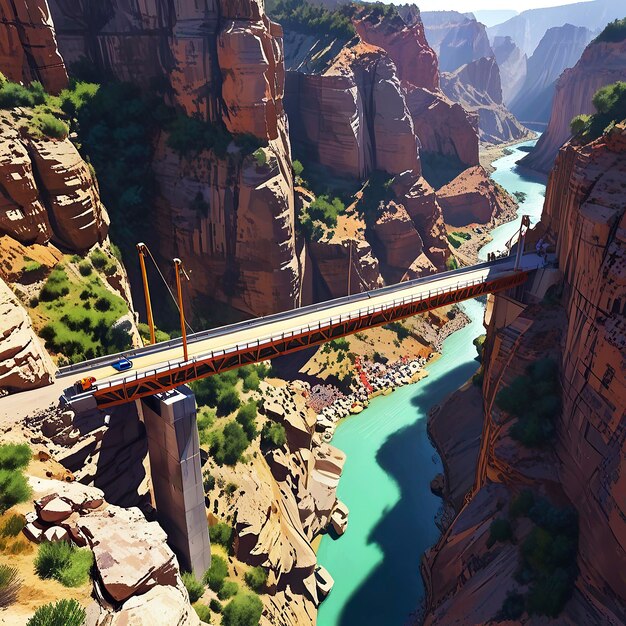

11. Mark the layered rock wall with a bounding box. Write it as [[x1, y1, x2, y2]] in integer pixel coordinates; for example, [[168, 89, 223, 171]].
[[0, 0, 67, 92], [521, 38, 626, 173]]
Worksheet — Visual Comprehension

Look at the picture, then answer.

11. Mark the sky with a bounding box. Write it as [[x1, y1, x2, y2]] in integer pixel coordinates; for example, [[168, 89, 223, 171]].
[[395, 0, 576, 10]]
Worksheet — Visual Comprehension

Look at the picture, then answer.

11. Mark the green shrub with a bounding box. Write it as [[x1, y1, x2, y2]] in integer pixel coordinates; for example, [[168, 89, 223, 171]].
[[0, 469, 31, 514], [218, 580, 238, 600], [569, 81, 626, 141], [252, 148, 266, 167], [261, 423, 286, 450], [39, 268, 70, 301], [182, 571, 205, 603], [26, 599, 86, 626], [499, 591, 525, 620], [78, 261, 92, 277], [0, 514, 25, 537], [487, 518, 513, 548], [0, 443, 31, 470], [209, 522, 234, 549], [210, 598, 223, 613], [22, 259, 42, 274], [194, 603, 211, 623], [32, 112, 69, 140], [328, 338, 349, 352], [0, 564, 21, 608], [244, 566, 268, 592], [383, 322, 410, 342], [0, 80, 46, 109], [509, 490, 535, 519], [221, 591, 263, 626], [216, 388, 241, 417], [203, 554, 228, 591], [242, 371, 260, 392], [496, 359, 560, 448], [293, 159, 304, 178], [94, 296, 111, 312], [236, 401, 258, 441], [211, 422, 249, 466], [89, 250, 108, 269], [34, 541, 93, 588], [446, 256, 459, 271]]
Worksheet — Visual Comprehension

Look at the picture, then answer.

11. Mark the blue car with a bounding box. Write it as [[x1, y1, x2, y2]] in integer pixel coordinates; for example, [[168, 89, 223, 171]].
[[111, 356, 133, 372]]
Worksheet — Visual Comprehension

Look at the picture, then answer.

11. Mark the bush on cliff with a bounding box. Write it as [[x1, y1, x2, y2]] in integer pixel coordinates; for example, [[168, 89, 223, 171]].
[[209, 422, 249, 466], [260, 422, 287, 450], [496, 358, 560, 447], [570, 81, 626, 140], [0, 77, 46, 109], [221, 591, 263, 626], [487, 518, 513, 548], [594, 18, 626, 44], [244, 566, 268, 592], [209, 522, 234, 549]]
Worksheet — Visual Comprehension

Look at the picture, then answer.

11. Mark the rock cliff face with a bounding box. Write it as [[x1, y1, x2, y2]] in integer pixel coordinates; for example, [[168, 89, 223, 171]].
[[50, 0, 303, 317], [521, 36, 626, 173], [491, 36, 527, 107], [0, 0, 67, 93], [441, 56, 530, 145], [422, 125, 626, 624], [509, 24, 593, 127], [0, 278, 54, 392], [436, 165, 514, 226], [421, 12, 493, 73], [0, 109, 108, 253]]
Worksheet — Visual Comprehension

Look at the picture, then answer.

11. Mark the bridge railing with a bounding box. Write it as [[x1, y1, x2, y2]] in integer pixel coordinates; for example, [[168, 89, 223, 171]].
[[88, 271, 509, 394]]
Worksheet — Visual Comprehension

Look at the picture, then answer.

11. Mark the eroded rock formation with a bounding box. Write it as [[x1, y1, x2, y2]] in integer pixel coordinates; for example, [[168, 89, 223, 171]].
[[492, 36, 527, 107], [509, 24, 593, 127], [521, 36, 626, 173], [0, 278, 54, 392], [441, 56, 530, 145]]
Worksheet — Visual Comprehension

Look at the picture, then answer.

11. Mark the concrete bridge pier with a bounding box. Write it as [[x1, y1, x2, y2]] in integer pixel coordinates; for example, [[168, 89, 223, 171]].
[[139, 386, 211, 578]]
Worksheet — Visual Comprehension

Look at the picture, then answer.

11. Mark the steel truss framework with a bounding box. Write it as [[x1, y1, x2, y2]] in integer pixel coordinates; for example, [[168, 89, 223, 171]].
[[92, 271, 528, 408]]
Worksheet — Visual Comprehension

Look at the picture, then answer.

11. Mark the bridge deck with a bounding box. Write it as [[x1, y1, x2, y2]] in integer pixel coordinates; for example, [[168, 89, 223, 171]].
[[61, 254, 544, 408]]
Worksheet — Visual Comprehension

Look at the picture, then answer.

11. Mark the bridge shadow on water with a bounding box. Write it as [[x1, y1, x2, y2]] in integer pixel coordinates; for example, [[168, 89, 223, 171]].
[[332, 359, 480, 626]]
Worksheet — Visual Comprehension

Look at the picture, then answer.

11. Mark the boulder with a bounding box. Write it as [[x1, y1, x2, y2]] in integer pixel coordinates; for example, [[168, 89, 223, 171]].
[[38, 496, 73, 523], [43, 525, 69, 543]]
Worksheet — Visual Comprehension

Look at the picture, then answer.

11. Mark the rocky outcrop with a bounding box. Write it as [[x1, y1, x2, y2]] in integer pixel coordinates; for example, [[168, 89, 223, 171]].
[[421, 12, 493, 73], [353, 7, 438, 91], [0, 0, 67, 93], [286, 41, 420, 180], [521, 37, 626, 173], [26, 477, 199, 625], [0, 278, 53, 392], [422, 124, 626, 625], [50, 0, 303, 317], [0, 111, 108, 251], [406, 87, 479, 168], [509, 24, 593, 127], [492, 36, 527, 107], [441, 57, 530, 145], [436, 165, 514, 226]]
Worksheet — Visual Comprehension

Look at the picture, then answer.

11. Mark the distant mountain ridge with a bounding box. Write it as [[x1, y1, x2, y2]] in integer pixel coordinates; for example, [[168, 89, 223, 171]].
[[488, 0, 626, 55]]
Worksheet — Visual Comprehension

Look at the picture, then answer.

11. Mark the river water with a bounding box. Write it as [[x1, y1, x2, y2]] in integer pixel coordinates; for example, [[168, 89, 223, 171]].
[[316, 138, 547, 626]]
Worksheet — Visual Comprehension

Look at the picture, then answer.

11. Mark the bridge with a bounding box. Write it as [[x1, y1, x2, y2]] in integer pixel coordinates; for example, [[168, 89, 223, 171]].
[[59, 253, 545, 410]]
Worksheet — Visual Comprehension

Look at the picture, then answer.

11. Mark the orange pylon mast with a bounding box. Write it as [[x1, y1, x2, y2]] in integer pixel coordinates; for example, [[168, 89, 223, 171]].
[[137, 243, 156, 345], [174, 258, 189, 362]]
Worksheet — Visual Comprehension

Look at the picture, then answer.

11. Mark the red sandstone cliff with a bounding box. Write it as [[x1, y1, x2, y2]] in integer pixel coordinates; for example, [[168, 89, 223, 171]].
[[521, 36, 626, 173], [422, 125, 626, 624], [0, 0, 67, 93]]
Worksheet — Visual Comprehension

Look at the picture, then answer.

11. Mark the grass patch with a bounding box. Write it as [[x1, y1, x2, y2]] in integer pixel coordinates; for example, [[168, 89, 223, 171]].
[[0, 514, 25, 537], [34, 541, 93, 588], [36, 258, 131, 363], [0, 444, 31, 514]]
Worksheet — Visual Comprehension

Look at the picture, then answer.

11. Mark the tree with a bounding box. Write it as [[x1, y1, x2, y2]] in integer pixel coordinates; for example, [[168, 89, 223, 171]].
[[236, 401, 258, 441], [261, 423, 286, 450], [221, 592, 263, 626], [216, 387, 241, 417], [203, 554, 228, 591], [244, 567, 268, 592]]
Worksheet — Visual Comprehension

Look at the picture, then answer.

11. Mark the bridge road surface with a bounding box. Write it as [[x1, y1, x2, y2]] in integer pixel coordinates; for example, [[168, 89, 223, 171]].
[[54, 253, 544, 407]]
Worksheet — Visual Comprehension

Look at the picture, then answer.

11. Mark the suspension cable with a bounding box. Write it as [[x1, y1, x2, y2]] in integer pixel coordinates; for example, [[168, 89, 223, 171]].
[[144, 245, 195, 333]]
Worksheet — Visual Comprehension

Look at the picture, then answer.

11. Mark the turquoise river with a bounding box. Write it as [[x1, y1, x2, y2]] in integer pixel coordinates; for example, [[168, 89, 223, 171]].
[[316, 138, 547, 626]]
